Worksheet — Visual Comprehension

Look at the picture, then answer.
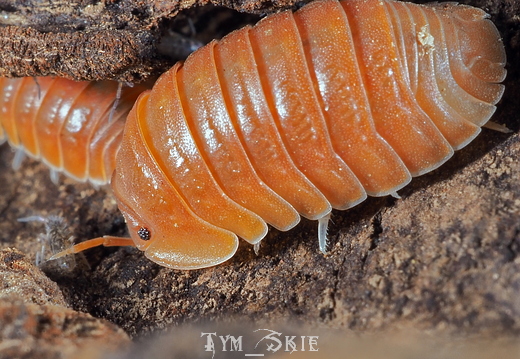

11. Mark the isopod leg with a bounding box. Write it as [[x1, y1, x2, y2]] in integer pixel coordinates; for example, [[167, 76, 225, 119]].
[[318, 212, 331, 254], [483, 121, 512, 133], [49, 236, 135, 260], [12, 147, 26, 171]]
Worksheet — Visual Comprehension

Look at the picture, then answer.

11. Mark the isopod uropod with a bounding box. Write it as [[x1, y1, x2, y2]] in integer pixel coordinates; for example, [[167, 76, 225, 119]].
[[1, 0, 507, 269]]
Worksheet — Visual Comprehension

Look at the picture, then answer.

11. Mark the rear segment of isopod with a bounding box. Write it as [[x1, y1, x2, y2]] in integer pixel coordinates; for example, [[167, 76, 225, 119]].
[[112, 0, 506, 269], [0, 77, 146, 185]]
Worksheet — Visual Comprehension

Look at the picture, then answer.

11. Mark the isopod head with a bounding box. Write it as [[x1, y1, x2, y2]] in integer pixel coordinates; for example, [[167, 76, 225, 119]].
[[111, 86, 240, 269]]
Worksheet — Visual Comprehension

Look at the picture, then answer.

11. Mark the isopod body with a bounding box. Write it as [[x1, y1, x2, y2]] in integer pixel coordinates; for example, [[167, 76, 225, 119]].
[[2, 0, 507, 269], [0, 78, 147, 185]]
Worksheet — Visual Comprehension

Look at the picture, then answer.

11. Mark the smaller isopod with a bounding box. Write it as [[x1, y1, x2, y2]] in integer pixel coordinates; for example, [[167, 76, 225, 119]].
[[0, 77, 148, 185], [18, 214, 76, 270]]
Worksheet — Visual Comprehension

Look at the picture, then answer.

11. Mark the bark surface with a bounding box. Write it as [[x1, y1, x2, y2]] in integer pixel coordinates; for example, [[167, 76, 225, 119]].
[[0, 0, 519, 355]]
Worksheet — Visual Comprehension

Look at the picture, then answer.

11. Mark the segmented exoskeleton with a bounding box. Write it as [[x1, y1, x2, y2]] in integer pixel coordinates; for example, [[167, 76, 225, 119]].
[[1, 0, 506, 269]]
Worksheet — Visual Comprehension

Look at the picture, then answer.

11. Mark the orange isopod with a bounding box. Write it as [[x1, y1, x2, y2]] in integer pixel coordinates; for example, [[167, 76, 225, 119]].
[[0, 78, 147, 185], [1, 0, 506, 269]]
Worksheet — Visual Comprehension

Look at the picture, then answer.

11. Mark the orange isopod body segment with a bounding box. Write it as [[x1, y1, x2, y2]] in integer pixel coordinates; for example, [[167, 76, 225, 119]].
[[110, 0, 506, 269]]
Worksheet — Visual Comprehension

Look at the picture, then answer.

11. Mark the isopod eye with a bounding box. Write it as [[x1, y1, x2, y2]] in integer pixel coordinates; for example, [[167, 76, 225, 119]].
[[137, 227, 151, 241]]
